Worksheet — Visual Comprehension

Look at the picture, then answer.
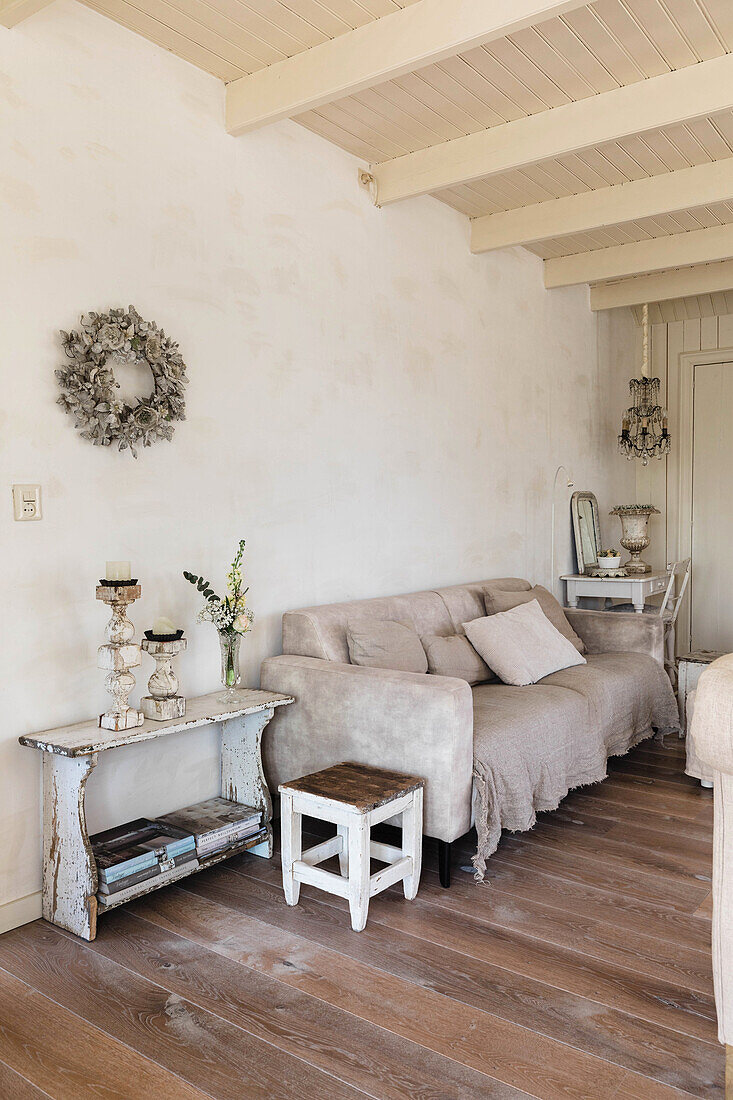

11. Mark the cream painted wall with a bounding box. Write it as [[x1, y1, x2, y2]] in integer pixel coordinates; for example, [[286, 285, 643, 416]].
[[0, 1, 635, 924]]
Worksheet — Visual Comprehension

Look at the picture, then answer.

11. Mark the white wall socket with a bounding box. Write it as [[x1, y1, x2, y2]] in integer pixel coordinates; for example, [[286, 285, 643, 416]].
[[13, 484, 42, 521]]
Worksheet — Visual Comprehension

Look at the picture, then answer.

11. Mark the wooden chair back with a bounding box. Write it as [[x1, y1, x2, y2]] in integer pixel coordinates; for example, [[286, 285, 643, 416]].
[[658, 558, 691, 624]]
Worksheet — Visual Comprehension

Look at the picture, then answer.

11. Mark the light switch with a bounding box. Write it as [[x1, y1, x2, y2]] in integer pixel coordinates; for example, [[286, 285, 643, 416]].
[[13, 484, 42, 521]]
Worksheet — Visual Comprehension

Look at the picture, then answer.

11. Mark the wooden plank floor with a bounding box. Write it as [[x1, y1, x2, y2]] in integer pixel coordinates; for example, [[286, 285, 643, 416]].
[[0, 735, 723, 1098]]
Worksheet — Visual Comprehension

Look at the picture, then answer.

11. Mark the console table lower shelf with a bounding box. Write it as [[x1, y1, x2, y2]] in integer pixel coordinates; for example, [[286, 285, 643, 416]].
[[19, 689, 293, 941]]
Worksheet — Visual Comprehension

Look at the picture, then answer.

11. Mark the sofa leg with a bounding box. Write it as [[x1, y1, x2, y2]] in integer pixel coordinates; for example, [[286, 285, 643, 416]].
[[438, 840, 451, 889]]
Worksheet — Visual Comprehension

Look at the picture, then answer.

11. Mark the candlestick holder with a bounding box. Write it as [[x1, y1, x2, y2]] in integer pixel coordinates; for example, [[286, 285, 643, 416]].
[[140, 636, 187, 721], [96, 581, 144, 731]]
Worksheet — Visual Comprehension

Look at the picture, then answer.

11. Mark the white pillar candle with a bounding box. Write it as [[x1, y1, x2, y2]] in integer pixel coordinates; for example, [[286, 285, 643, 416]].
[[105, 561, 132, 582], [152, 616, 177, 635]]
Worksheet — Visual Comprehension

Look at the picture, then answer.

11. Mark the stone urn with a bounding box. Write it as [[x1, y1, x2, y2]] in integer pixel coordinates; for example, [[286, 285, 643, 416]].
[[610, 505, 660, 575]]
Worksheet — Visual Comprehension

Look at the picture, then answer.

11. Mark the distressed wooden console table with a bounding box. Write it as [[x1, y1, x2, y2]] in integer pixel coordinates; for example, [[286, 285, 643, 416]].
[[19, 689, 293, 941]]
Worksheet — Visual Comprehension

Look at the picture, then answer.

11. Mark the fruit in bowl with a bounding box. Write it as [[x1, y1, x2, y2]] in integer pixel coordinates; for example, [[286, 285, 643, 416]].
[[598, 549, 621, 569]]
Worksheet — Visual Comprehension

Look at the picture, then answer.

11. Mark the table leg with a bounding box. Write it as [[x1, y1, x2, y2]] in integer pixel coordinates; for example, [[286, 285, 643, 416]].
[[633, 596, 645, 614], [401, 788, 423, 900], [348, 815, 371, 932], [42, 752, 98, 941], [567, 586, 579, 609], [221, 708, 274, 858]]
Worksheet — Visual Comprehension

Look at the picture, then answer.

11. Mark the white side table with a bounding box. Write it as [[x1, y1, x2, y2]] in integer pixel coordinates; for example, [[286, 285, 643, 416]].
[[562, 571, 670, 613], [279, 761, 424, 932], [19, 689, 293, 941]]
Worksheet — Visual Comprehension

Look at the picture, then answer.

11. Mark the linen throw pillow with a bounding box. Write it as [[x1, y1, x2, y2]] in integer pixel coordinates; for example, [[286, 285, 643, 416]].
[[483, 583, 586, 654], [463, 600, 586, 687], [346, 620, 428, 674], [421, 633, 495, 684]]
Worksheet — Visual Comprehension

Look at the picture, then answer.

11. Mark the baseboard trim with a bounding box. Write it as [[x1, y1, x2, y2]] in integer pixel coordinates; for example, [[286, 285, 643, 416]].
[[0, 891, 42, 934]]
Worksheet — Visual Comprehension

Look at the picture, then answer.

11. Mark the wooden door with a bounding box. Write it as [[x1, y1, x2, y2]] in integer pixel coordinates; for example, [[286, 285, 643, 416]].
[[691, 362, 733, 651]]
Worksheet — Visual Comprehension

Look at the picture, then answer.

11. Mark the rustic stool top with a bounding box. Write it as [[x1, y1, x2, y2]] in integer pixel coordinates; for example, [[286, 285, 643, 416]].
[[280, 761, 424, 813], [677, 651, 727, 666]]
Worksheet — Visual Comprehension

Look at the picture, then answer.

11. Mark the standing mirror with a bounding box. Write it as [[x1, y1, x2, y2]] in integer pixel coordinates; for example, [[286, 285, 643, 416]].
[[571, 492, 602, 575]]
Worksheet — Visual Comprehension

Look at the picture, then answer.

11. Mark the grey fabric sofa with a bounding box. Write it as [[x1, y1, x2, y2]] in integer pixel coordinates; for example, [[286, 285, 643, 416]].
[[261, 578, 679, 886]]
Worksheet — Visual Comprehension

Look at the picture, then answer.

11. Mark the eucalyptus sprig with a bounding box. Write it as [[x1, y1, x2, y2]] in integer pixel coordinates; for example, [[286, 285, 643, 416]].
[[183, 539, 254, 636]]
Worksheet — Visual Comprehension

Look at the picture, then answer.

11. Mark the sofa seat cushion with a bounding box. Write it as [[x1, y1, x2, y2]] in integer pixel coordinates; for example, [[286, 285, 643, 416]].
[[471, 681, 599, 876], [538, 652, 680, 755], [470, 652, 681, 880]]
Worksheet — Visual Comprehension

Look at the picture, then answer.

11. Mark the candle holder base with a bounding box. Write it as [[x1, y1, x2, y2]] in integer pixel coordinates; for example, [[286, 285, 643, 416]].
[[141, 695, 186, 721], [99, 707, 144, 731], [140, 636, 186, 723]]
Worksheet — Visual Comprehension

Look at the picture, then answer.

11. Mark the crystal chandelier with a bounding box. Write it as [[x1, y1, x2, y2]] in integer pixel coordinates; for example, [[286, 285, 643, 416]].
[[618, 303, 670, 467]]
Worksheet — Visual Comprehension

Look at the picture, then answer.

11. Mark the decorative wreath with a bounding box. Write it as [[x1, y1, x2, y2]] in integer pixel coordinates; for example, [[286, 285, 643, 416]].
[[56, 306, 188, 457]]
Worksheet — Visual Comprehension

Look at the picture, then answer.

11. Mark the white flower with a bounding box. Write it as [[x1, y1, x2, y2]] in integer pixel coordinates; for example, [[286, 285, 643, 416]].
[[233, 611, 253, 634]]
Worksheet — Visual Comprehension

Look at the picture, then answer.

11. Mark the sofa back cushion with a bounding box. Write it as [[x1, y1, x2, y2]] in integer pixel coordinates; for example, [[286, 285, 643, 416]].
[[422, 633, 494, 684], [282, 578, 532, 662], [347, 620, 428, 673], [483, 583, 586, 653]]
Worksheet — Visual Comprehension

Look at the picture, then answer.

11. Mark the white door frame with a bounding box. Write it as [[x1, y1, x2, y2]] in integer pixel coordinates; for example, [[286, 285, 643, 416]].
[[669, 346, 733, 653]]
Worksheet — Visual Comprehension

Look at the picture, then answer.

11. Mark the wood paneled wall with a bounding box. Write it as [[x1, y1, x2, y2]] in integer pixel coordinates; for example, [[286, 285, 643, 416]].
[[636, 313, 733, 652]]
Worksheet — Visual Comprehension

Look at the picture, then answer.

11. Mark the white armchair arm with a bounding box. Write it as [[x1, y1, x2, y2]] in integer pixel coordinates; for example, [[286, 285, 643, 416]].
[[690, 654, 733, 1061]]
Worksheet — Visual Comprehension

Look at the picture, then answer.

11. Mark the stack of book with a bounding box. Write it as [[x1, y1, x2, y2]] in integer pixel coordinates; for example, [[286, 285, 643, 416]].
[[92, 819, 199, 905], [159, 797, 264, 859]]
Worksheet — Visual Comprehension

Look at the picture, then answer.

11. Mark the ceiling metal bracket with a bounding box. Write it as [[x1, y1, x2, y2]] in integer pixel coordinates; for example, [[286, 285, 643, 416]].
[[357, 168, 379, 207]]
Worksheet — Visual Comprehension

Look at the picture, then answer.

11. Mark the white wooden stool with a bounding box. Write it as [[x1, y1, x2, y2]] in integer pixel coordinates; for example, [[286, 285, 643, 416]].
[[279, 762, 424, 931]]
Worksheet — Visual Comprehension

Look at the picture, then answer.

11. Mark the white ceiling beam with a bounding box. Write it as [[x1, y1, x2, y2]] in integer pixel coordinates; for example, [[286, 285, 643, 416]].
[[225, 0, 591, 136], [590, 260, 733, 311], [470, 158, 733, 254], [370, 53, 733, 206], [544, 223, 733, 289], [0, 0, 53, 26]]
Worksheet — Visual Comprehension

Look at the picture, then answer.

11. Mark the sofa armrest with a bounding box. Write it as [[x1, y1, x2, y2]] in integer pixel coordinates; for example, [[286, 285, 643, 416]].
[[260, 655, 474, 843], [564, 608, 665, 666]]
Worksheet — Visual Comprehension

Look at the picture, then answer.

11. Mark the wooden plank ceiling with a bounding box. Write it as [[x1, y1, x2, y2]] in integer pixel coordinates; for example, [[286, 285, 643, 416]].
[[10, 0, 733, 313]]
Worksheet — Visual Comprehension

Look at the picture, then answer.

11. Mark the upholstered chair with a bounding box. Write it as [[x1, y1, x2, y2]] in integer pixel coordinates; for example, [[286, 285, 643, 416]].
[[689, 653, 733, 1086]]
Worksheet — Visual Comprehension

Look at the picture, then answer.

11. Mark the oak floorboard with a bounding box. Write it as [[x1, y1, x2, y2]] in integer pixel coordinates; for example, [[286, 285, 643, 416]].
[[476, 852, 714, 953], [405, 867, 713, 995], [629, 737, 686, 756], [237, 855, 716, 1037], [537, 806, 712, 863], [0, 966, 207, 1100], [0, 1058, 52, 1099], [190, 858, 722, 1094], [74, 906, 526, 1100], [607, 758, 700, 786], [0, 921, 367, 1100], [561, 792, 714, 842], [477, 836, 709, 914], [584, 776, 713, 820], [506, 820, 712, 886], [143, 877, 716, 1097], [0, 736, 721, 1098]]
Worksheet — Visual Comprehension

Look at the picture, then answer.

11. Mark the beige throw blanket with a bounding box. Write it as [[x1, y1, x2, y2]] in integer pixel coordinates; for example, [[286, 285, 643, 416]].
[[471, 652, 681, 880]]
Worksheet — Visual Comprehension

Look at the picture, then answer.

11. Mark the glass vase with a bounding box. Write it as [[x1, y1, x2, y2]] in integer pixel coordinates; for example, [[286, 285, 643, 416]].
[[218, 629, 242, 702]]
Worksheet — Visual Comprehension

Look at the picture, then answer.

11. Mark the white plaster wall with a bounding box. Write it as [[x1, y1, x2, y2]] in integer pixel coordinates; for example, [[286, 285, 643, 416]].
[[0, 1, 635, 921]]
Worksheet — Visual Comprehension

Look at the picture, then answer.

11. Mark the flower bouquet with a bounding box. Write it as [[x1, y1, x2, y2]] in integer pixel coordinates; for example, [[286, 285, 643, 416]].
[[184, 539, 254, 701]]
